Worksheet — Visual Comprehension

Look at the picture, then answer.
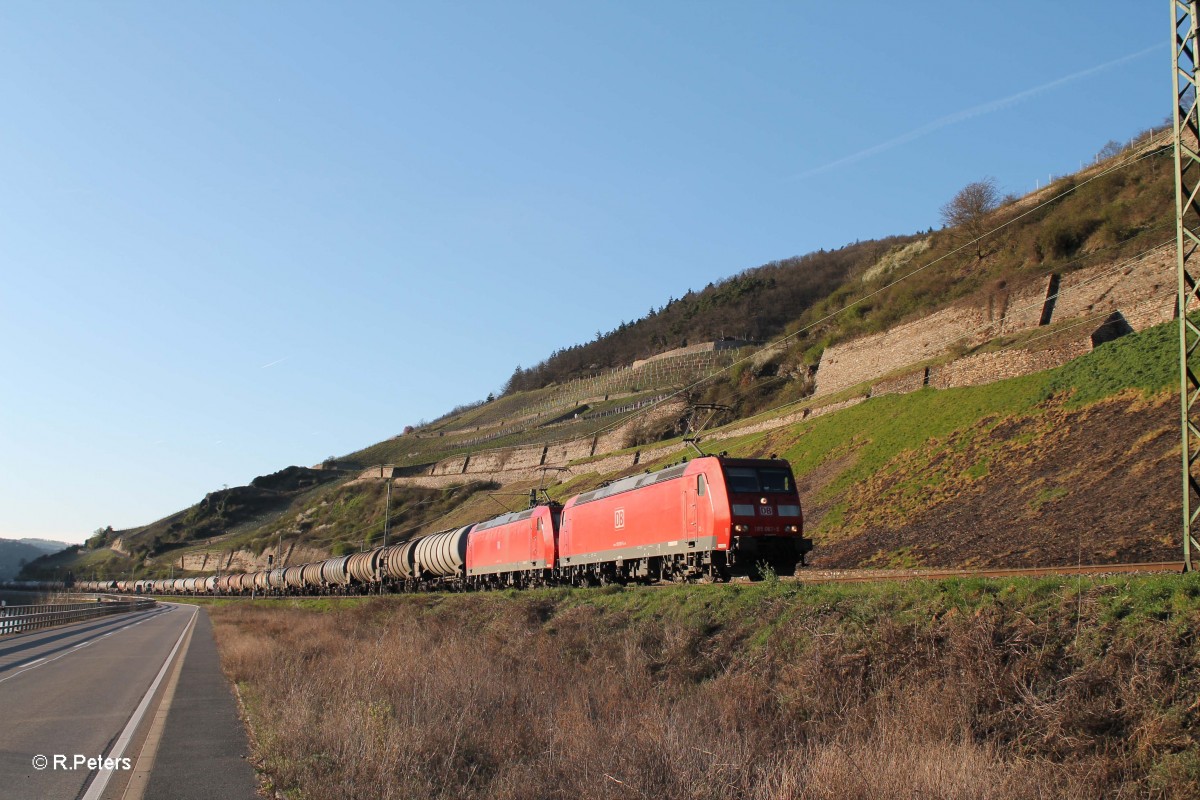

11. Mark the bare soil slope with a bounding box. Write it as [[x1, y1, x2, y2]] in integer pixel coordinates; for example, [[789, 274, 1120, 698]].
[[810, 392, 1178, 569]]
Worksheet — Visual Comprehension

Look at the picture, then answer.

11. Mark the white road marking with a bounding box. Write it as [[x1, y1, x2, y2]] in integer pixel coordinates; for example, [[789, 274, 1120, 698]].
[[0, 609, 165, 684], [0, 647, 77, 684]]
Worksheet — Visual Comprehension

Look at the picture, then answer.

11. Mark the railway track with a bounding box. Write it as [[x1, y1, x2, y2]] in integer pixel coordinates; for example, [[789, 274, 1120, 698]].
[[118, 561, 1189, 600], [785, 561, 1186, 585]]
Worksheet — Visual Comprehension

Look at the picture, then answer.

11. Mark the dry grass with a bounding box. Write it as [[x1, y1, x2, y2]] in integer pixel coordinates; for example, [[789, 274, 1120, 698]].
[[210, 580, 1200, 800]]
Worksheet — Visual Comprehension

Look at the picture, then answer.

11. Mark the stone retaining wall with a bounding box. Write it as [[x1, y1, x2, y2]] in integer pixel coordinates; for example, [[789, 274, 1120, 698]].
[[816, 303, 992, 396], [871, 369, 928, 397], [929, 339, 1092, 390], [176, 543, 331, 573], [815, 247, 1174, 397]]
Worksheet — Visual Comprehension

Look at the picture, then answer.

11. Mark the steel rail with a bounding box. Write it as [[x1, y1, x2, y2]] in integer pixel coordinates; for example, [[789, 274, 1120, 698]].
[[784, 561, 1186, 585]]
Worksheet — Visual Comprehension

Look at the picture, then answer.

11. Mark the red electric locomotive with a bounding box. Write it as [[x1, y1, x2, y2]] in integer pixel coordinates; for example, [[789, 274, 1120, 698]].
[[465, 503, 561, 589], [557, 455, 810, 583]]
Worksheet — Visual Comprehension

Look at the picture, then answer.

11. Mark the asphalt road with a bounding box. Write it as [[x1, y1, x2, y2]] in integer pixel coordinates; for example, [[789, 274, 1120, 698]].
[[0, 603, 256, 800]]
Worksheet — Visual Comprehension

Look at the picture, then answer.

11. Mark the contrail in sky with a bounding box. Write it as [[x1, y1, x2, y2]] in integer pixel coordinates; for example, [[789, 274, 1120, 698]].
[[794, 42, 1162, 180], [261, 357, 287, 369]]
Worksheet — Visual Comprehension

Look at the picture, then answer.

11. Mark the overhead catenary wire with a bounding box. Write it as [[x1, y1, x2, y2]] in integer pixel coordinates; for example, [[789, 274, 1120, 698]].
[[590, 139, 1175, 438], [395, 213, 1176, 468], [678, 292, 1174, 452], [868, 240, 1175, 368], [260, 479, 500, 560], [388, 134, 1175, 467], [676, 305, 1154, 446], [660, 234, 1177, 428]]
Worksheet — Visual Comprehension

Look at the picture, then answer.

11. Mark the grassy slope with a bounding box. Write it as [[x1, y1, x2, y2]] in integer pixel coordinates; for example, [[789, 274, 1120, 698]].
[[209, 573, 1200, 799], [783, 317, 1176, 514]]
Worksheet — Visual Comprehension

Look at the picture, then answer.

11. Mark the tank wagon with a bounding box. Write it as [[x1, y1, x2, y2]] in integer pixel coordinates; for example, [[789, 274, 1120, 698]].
[[91, 455, 811, 596], [413, 526, 471, 587], [346, 550, 383, 586]]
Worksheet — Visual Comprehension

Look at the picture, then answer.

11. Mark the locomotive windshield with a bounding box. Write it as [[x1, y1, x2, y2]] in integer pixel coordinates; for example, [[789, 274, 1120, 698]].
[[724, 467, 794, 494]]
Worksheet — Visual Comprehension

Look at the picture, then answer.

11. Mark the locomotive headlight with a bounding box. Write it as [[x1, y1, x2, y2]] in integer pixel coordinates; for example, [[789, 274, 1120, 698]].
[[734, 524, 749, 533], [786, 525, 799, 533]]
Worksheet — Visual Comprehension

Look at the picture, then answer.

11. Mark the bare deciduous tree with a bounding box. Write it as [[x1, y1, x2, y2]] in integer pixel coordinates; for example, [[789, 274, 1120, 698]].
[[941, 177, 1000, 260], [1096, 140, 1124, 161]]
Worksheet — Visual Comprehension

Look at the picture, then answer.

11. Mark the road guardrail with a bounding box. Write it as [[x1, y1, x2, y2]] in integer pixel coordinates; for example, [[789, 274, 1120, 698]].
[[0, 598, 156, 636]]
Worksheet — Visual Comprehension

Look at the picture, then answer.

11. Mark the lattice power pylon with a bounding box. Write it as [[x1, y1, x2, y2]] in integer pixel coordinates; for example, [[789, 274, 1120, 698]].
[[1172, 0, 1200, 571]]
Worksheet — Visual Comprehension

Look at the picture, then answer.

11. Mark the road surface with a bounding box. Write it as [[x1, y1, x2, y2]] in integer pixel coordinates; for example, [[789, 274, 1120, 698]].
[[0, 602, 257, 800]]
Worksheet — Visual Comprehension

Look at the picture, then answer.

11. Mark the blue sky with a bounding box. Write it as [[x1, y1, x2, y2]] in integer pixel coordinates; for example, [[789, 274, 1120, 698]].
[[0, 2, 1167, 542]]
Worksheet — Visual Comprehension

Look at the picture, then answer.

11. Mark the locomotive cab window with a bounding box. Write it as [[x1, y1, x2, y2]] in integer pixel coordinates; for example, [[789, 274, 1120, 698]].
[[725, 468, 759, 493], [724, 467, 794, 494], [758, 469, 792, 493], [697, 473, 707, 497]]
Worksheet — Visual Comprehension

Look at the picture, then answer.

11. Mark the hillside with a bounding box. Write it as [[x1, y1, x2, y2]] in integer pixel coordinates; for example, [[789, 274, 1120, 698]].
[[39, 314, 1182, 583], [0, 537, 69, 581], [527, 319, 1182, 570], [24, 126, 1185, 581], [346, 128, 1176, 472], [502, 127, 1171, 395]]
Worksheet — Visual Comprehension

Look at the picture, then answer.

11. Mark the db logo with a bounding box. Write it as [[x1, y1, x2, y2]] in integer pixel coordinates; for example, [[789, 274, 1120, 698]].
[[759, 506, 774, 516], [614, 508, 625, 530]]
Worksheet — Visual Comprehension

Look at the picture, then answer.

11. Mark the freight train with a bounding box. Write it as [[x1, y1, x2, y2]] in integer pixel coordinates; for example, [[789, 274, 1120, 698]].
[[77, 455, 811, 596]]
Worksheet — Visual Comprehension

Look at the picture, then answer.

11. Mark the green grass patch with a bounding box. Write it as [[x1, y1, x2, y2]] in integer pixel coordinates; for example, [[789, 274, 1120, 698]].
[[240, 572, 1200, 641], [1030, 485, 1068, 510], [1042, 317, 1179, 405]]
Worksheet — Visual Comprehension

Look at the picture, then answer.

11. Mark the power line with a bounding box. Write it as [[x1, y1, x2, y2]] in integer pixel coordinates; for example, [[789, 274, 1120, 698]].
[[592, 142, 1174, 437], [386, 131, 1174, 469], [704, 251, 1174, 432], [387, 149, 1175, 469]]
